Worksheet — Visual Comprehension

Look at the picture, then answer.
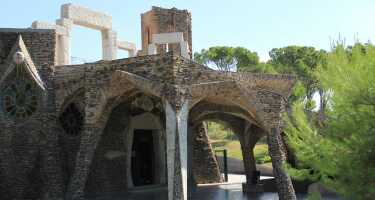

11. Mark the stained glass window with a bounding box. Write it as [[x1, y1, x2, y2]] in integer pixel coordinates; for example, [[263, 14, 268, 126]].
[[1, 79, 38, 119], [59, 103, 84, 136]]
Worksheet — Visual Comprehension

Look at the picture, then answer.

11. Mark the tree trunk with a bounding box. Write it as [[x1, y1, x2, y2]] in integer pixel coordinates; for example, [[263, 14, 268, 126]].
[[267, 127, 297, 200], [318, 88, 327, 126]]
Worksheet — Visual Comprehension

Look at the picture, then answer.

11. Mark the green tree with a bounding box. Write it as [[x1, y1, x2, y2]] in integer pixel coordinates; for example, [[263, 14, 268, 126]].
[[285, 44, 375, 199], [194, 46, 275, 73], [194, 46, 237, 71], [269, 46, 327, 111]]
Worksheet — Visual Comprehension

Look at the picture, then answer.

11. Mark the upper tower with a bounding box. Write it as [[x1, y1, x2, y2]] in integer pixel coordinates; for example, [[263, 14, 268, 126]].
[[141, 6, 192, 58]]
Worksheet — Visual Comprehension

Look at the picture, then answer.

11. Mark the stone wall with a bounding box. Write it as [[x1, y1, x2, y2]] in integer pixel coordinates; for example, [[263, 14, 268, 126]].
[[0, 29, 60, 199]]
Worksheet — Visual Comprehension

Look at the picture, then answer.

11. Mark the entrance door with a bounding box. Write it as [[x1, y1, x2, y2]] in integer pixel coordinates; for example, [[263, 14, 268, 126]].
[[131, 129, 154, 186]]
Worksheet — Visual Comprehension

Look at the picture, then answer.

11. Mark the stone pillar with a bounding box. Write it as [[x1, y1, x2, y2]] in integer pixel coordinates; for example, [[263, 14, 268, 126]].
[[240, 141, 256, 185], [192, 123, 222, 184], [66, 124, 102, 199], [66, 87, 106, 200], [56, 18, 73, 65], [165, 100, 189, 200], [267, 127, 297, 200], [238, 125, 262, 188], [187, 125, 196, 196], [125, 123, 134, 188], [102, 30, 117, 60]]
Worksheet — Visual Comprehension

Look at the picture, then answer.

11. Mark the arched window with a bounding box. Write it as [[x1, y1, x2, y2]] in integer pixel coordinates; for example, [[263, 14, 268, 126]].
[[59, 103, 84, 136]]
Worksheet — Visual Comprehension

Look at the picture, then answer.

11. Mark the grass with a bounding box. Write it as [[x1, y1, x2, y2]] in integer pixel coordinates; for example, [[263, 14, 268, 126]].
[[206, 121, 272, 164], [211, 140, 272, 164]]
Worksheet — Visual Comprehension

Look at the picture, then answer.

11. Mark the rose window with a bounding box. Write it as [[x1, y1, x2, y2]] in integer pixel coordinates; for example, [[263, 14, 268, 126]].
[[1, 79, 38, 119]]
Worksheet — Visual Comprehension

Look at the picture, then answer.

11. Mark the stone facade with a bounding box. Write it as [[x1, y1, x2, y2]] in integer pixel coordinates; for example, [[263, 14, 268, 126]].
[[0, 4, 297, 200]]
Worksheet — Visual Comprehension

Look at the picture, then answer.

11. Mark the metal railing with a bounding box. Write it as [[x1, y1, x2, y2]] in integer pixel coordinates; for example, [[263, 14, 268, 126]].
[[214, 148, 228, 182]]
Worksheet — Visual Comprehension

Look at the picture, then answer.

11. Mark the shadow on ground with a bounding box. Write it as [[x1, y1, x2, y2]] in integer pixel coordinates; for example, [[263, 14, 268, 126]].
[[86, 183, 342, 200]]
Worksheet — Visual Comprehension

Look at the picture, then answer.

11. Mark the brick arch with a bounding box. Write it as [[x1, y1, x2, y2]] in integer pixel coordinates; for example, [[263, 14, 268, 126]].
[[189, 99, 259, 128], [66, 75, 167, 198], [188, 110, 266, 187], [84, 89, 165, 195], [190, 110, 266, 145], [189, 80, 267, 130], [103, 70, 165, 101]]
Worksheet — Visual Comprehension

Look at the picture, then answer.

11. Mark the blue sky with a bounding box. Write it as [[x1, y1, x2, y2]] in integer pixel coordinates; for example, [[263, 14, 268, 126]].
[[1, 0, 375, 62]]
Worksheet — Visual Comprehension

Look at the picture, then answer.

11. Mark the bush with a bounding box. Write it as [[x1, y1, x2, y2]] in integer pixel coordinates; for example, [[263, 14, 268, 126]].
[[254, 144, 271, 164]]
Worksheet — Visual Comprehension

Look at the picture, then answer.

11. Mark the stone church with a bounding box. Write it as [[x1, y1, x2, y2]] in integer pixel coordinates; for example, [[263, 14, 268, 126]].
[[0, 4, 297, 200]]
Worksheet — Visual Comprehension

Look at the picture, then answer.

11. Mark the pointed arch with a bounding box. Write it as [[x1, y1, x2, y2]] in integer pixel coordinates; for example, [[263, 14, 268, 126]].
[[0, 35, 45, 90]]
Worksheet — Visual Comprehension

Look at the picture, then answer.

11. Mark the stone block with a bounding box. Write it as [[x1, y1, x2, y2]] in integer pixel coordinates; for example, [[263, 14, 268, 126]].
[[61, 3, 112, 30]]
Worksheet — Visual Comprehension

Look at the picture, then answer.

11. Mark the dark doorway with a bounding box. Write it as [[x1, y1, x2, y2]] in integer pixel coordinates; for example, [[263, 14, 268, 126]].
[[131, 129, 154, 186]]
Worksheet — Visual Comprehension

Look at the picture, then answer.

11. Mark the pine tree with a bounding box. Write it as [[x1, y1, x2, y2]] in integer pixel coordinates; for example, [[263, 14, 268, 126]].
[[285, 44, 375, 200]]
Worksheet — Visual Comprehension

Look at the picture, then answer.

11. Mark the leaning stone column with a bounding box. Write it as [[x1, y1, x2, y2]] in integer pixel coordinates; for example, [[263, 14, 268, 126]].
[[192, 123, 222, 184], [257, 90, 296, 200], [267, 126, 297, 200], [165, 100, 189, 200], [239, 125, 264, 189], [66, 124, 103, 199], [240, 140, 256, 186], [66, 86, 107, 200]]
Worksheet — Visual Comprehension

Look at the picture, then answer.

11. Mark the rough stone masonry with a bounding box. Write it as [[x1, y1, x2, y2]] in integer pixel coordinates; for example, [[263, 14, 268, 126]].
[[0, 3, 297, 200]]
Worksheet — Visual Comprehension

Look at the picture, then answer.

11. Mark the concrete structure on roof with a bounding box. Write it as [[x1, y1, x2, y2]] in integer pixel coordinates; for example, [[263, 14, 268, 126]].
[[32, 3, 137, 65], [0, 3, 297, 200], [148, 32, 190, 58]]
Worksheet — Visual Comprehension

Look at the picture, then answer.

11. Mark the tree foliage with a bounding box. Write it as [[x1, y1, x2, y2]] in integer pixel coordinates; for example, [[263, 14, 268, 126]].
[[194, 46, 275, 73], [194, 45, 328, 112], [194, 46, 237, 71], [285, 43, 375, 199], [269, 46, 327, 111]]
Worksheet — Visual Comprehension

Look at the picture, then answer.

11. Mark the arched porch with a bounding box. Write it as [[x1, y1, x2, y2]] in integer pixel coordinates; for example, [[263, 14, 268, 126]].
[[58, 54, 297, 200]]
